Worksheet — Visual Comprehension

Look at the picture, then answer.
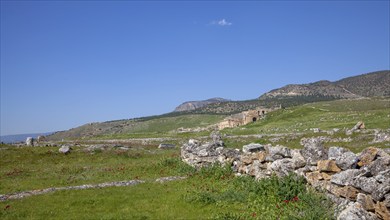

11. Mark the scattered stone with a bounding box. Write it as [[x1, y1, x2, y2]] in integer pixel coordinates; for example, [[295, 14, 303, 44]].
[[26, 137, 34, 146], [85, 144, 110, 152], [346, 121, 365, 136], [158, 143, 176, 149], [242, 143, 265, 154], [59, 145, 71, 154], [37, 136, 46, 142], [155, 176, 186, 183], [372, 131, 390, 143], [301, 138, 328, 165], [317, 160, 341, 173]]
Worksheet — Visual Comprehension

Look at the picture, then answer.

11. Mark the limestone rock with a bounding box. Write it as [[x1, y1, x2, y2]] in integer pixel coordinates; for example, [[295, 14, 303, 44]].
[[337, 203, 379, 220], [301, 138, 328, 165], [210, 131, 224, 146], [328, 147, 358, 170], [372, 131, 390, 143], [37, 136, 46, 142], [329, 185, 359, 201], [267, 145, 291, 160], [270, 158, 295, 176], [158, 143, 175, 149], [358, 147, 379, 167], [346, 121, 365, 136], [26, 137, 34, 146], [59, 145, 71, 154], [353, 176, 379, 194], [181, 139, 239, 168], [383, 194, 390, 208], [318, 160, 342, 173], [291, 149, 306, 168], [374, 201, 390, 220], [371, 180, 390, 202], [242, 143, 265, 154], [357, 193, 375, 212], [331, 169, 361, 186]]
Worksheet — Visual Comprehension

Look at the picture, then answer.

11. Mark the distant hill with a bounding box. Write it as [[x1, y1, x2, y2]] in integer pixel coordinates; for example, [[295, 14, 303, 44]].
[[46, 70, 390, 140], [259, 70, 390, 100], [174, 98, 230, 112], [0, 132, 54, 143]]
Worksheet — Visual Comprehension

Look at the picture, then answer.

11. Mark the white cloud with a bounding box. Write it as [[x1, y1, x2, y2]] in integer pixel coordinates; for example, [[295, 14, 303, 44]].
[[210, 19, 232, 26]]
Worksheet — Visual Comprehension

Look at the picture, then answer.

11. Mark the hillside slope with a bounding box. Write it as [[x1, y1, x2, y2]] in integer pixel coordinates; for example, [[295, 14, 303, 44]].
[[259, 70, 390, 100], [174, 98, 229, 112]]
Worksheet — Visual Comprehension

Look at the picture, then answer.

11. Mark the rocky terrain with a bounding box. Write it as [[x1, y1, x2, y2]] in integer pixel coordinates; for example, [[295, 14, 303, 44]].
[[174, 97, 229, 112], [181, 133, 390, 220], [260, 70, 390, 100]]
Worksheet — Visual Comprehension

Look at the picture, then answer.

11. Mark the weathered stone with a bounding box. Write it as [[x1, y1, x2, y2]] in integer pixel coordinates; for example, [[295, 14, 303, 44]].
[[305, 171, 325, 187], [371, 180, 390, 202], [268, 145, 291, 159], [375, 201, 390, 220], [291, 149, 306, 168], [242, 143, 265, 153], [357, 193, 375, 212], [210, 131, 224, 146], [318, 160, 342, 173], [328, 147, 358, 170], [329, 185, 360, 201], [353, 176, 379, 194], [372, 131, 390, 143], [368, 157, 390, 177], [270, 158, 295, 176], [26, 137, 34, 146], [358, 147, 379, 167], [301, 138, 328, 165], [59, 145, 71, 154], [241, 154, 253, 165], [155, 176, 186, 183], [158, 143, 175, 149], [331, 169, 361, 186], [383, 194, 390, 208], [37, 136, 46, 142], [253, 151, 267, 162], [337, 203, 379, 220]]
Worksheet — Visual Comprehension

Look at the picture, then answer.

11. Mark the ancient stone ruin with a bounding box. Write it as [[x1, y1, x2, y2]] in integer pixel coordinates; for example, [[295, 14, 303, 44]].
[[217, 106, 280, 130], [181, 136, 390, 220]]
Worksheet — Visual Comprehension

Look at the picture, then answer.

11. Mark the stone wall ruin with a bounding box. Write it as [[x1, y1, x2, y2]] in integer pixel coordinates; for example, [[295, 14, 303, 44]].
[[181, 136, 390, 220]]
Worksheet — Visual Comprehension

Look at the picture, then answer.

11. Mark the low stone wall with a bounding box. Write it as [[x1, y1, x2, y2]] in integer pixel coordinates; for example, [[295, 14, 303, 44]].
[[181, 137, 390, 220]]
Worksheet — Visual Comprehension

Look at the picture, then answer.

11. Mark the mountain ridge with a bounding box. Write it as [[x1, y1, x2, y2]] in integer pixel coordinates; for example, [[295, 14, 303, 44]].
[[174, 97, 230, 112], [259, 70, 389, 100]]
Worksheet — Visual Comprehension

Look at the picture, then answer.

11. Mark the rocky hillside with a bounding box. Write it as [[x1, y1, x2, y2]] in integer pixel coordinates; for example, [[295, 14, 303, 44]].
[[259, 70, 390, 100], [174, 98, 229, 112]]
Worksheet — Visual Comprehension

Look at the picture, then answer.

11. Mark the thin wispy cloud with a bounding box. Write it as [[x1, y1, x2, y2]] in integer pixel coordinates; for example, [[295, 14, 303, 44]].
[[210, 19, 232, 26]]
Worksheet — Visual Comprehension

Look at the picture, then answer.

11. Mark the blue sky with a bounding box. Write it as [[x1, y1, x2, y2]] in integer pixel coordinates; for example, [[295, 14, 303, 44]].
[[1, 1, 389, 135]]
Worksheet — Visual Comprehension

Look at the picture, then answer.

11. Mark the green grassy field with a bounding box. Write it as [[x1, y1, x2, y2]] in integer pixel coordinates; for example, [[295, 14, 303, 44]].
[[0, 145, 333, 219], [221, 98, 390, 152]]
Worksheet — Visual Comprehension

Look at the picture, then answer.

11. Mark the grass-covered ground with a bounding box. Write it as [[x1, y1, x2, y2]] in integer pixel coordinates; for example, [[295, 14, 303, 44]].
[[221, 98, 390, 152], [0, 145, 334, 219]]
